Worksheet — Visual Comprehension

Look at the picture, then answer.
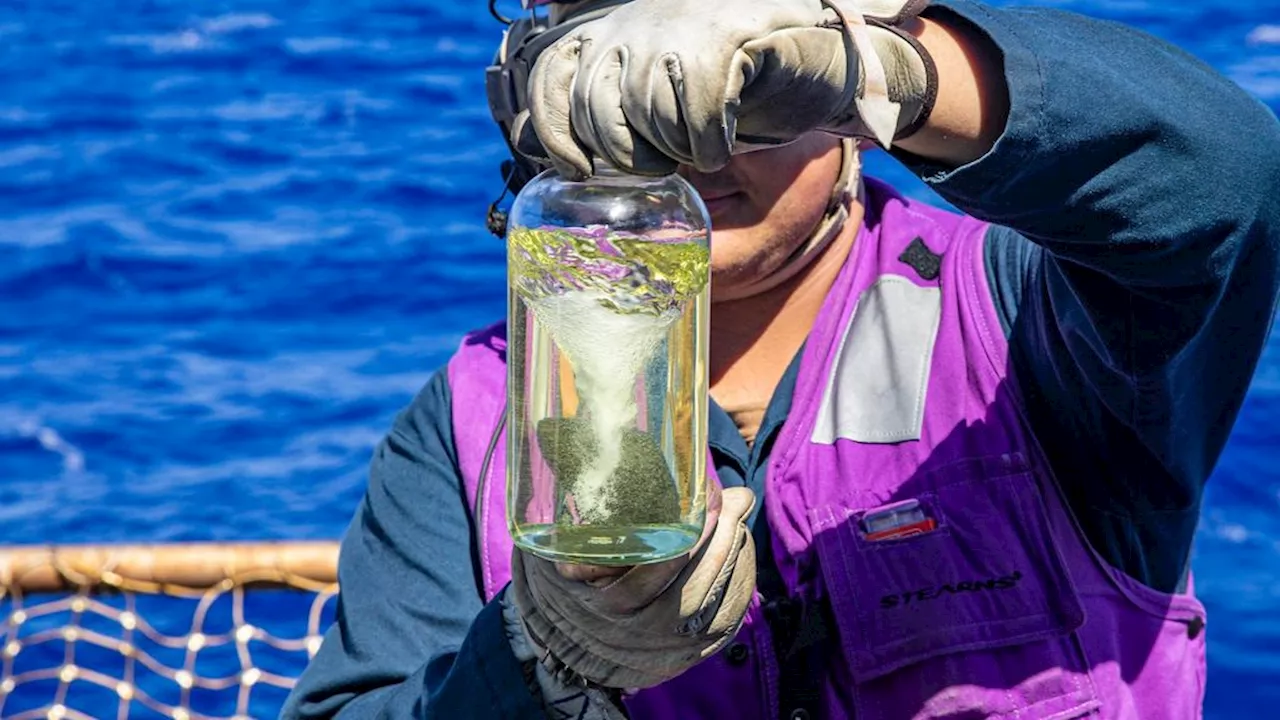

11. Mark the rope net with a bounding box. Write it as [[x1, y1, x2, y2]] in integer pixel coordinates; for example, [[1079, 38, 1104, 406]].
[[0, 542, 340, 720]]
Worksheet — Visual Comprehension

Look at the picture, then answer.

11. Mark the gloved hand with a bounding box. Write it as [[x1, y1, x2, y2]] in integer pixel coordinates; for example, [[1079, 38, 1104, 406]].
[[512, 0, 937, 179], [508, 483, 758, 690]]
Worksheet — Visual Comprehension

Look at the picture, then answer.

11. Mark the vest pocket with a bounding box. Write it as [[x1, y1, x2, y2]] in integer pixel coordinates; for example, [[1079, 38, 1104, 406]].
[[808, 456, 1100, 719]]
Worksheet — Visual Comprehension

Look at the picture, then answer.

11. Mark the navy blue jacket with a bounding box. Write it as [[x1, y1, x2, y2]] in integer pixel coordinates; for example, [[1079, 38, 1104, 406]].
[[282, 1, 1280, 717]]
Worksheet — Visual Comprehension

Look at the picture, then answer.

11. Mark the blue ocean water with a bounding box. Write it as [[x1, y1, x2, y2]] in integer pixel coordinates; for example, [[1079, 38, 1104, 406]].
[[0, 0, 1276, 716]]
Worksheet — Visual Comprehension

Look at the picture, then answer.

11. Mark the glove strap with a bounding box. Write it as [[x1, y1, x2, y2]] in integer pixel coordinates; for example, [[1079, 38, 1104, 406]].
[[822, 0, 940, 145], [869, 17, 940, 141], [823, 0, 897, 147]]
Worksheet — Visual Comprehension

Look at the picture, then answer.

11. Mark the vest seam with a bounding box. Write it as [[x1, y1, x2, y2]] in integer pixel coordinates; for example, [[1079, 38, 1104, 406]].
[[955, 243, 1208, 621], [478, 408, 507, 602], [959, 220, 1008, 382], [948, 224, 1196, 697], [448, 351, 489, 604]]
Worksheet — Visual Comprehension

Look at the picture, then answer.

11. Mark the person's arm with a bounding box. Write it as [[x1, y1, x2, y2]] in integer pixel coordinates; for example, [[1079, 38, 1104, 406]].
[[280, 370, 544, 719], [894, 1, 1280, 591]]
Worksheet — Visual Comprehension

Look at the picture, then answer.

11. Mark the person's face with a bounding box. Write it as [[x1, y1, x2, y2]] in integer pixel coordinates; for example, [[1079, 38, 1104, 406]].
[[677, 133, 845, 302]]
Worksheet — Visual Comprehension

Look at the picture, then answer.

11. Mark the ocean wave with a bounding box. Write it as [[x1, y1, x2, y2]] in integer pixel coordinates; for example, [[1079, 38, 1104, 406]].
[[201, 13, 280, 35], [1247, 25, 1280, 45], [105, 13, 279, 56], [285, 36, 386, 55], [1230, 54, 1280, 101], [11, 419, 86, 474], [107, 30, 212, 54]]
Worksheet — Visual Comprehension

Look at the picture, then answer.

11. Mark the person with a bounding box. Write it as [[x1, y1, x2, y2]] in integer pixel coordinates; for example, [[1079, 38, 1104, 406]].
[[282, 0, 1280, 717]]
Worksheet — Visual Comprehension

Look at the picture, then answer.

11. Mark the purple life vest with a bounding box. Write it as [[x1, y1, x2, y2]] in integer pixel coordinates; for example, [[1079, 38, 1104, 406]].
[[447, 179, 1208, 719]]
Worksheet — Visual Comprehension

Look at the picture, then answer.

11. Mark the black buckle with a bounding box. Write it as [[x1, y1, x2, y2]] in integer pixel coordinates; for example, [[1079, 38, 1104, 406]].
[[485, 17, 549, 127], [481, 3, 627, 233]]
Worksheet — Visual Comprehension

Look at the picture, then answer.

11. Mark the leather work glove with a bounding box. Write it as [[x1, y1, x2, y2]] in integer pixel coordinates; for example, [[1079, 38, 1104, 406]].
[[512, 0, 937, 179], [507, 482, 758, 691]]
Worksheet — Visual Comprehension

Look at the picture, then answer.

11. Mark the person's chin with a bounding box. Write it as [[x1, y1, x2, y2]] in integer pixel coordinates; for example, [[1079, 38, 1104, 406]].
[[708, 251, 768, 301], [708, 274, 762, 303], [702, 192, 748, 226]]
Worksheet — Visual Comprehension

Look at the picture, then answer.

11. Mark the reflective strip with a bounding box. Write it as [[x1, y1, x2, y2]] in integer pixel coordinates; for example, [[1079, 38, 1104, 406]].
[[811, 275, 940, 445]]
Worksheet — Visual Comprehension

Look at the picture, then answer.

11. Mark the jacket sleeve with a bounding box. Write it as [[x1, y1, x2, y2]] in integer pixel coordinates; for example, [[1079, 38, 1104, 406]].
[[280, 369, 544, 719], [906, 1, 1280, 592]]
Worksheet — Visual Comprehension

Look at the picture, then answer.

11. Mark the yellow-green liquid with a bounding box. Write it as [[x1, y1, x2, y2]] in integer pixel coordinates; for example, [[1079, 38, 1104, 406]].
[[512, 523, 704, 567], [507, 227, 710, 565]]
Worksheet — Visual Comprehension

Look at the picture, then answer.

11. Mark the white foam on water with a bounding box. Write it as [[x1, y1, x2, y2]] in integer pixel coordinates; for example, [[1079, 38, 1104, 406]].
[[16, 419, 85, 473], [1247, 25, 1280, 46], [528, 290, 676, 521], [201, 13, 279, 34]]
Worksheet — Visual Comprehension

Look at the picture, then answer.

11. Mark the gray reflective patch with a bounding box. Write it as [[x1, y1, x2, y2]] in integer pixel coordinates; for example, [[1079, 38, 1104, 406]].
[[811, 275, 941, 445]]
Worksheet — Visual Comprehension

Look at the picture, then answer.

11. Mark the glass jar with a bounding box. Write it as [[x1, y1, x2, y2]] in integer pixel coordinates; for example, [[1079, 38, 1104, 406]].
[[505, 166, 711, 566]]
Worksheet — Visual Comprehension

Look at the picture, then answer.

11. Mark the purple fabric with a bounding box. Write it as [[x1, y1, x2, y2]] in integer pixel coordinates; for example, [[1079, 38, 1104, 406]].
[[448, 179, 1208, 718], [447, 322, 510, 600]]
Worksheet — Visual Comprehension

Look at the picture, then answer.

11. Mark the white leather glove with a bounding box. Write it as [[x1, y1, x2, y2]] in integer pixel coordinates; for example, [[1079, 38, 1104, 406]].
[[508, 483, 758, 690], [513, 0, 937, 178]]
